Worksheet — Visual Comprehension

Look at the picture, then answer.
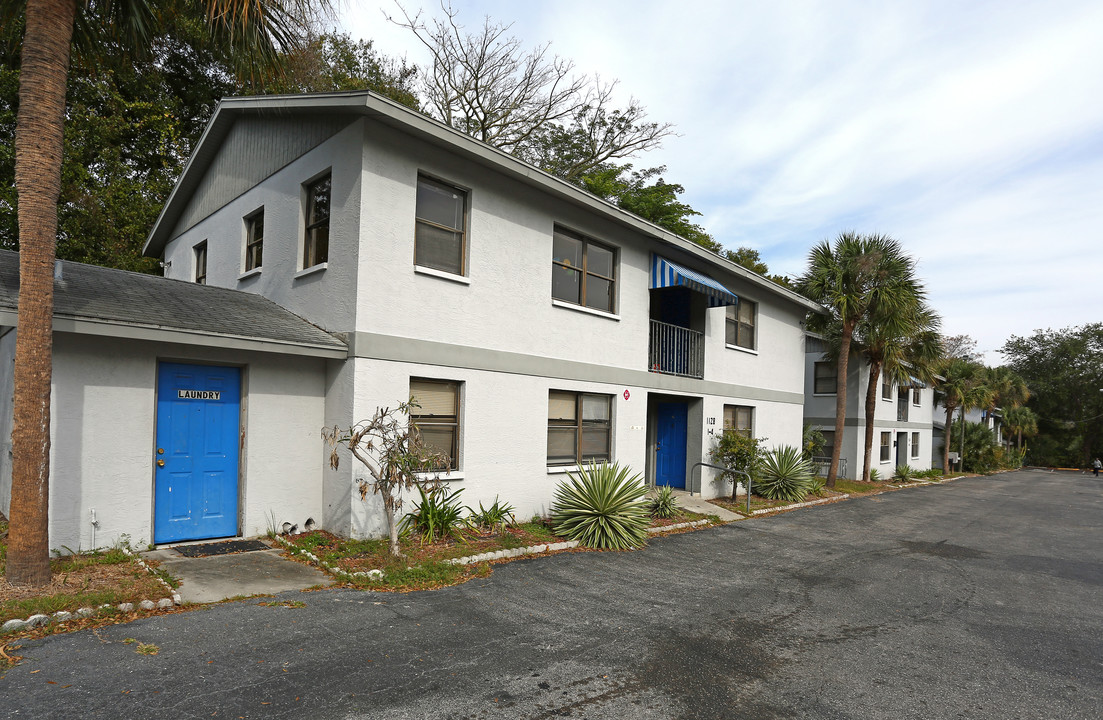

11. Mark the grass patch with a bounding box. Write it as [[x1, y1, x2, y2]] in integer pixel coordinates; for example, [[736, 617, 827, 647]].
[[830, 478, 894, 495], [1, 534, 176, 625]]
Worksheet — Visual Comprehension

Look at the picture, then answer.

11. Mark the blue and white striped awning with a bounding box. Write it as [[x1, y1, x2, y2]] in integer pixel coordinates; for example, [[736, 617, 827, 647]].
[[650, 255, 739, 307]]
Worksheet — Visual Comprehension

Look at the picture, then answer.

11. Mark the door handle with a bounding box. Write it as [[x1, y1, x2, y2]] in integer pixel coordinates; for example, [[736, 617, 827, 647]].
[[156, 459, 165, 467]]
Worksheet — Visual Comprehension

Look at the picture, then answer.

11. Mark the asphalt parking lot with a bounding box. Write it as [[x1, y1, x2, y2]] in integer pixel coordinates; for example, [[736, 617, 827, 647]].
[[3, 469, 1101, 719]]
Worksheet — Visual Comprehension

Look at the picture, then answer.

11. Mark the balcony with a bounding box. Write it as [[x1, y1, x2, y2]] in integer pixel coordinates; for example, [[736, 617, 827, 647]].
[[649, 319, 704, 379]]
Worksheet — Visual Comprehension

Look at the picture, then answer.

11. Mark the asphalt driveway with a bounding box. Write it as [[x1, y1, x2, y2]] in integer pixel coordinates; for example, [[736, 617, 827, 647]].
[[3, 469, 1101, 719]]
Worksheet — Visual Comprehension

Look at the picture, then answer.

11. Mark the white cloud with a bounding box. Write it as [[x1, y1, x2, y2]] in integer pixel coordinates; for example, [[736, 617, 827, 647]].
[[339, 0, 1103, 362]]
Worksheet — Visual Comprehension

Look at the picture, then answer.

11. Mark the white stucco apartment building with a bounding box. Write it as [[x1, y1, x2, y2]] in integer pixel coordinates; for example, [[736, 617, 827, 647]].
[[804, 336, 936, 479], [1, 90, 821, 549]]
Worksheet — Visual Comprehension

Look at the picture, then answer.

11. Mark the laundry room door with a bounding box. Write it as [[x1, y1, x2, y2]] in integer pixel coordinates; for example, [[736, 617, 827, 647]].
[[154, 363, 241, 544]]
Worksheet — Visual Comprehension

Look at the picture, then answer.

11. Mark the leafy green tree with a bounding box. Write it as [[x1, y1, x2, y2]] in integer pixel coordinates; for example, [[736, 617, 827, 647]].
[[935, 357, 992, 473], [946, 418, 998, 473], [796, 232, 920, 487], [1001, 324, 1103, 466], [3, 0, 327, 587], [256, 32, 418, 105], [578, 164, 720, 252], [723, 246, 769, 275]]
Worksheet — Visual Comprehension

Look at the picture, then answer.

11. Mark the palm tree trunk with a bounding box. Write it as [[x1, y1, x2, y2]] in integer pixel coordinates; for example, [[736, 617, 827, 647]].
[[941, 404, 954, 475], [862, 361, 881, 482], [827, 325, 854, 488], [6, 0, 76, 587]]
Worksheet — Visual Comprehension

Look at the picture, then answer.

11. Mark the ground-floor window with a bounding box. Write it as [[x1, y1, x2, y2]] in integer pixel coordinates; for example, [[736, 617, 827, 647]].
[[723, 405, 753, 437], [911, 431, 920, 459], [880, 432, 891, 463], [547, 391, 612, 465], [410, 378, 461, 470]]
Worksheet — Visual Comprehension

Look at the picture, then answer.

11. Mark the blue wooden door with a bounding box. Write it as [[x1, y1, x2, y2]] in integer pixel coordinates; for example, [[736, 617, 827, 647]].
[[655, 402, 688, 489], [154, 363, 241, 543]]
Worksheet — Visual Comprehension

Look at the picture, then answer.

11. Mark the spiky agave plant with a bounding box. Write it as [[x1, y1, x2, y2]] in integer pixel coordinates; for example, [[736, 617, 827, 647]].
[[755, 446, 814, 502], [648, 484, 679, 519], [551, 462, 649, 550]]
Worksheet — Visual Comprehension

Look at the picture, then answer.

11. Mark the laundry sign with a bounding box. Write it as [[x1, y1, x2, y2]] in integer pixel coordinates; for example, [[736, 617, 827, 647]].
[[177, 389, 221, 400]]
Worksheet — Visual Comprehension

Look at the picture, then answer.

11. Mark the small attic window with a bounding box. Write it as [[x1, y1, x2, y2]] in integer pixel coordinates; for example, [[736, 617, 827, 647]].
[[194, 241, 207, 284]]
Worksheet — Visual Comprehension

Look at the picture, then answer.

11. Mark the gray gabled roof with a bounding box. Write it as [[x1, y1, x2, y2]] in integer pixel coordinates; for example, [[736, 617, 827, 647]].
[[144, 90, 825, 314], [0, 250, 347, 358]]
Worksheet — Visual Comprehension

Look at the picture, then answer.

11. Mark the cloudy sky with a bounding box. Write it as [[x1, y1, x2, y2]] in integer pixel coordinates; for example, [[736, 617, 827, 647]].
[[337, 0, 1103, 364]]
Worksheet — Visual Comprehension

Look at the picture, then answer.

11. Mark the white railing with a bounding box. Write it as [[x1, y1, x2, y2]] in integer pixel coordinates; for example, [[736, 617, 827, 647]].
[[648, 319, 704, 379]]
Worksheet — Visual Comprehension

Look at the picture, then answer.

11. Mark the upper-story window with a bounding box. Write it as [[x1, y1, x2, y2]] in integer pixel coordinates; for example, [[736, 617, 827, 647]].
[[912, 387, 921, 406], [814, 361, 837, 394], [726, 300, 756, 350], [881, 377, 892, 400], [551, 227, 616, 313], [415, 175, 467, 276], [244, 209, 264, 272], [303, 174, 331, 269], [194, 241, 207, 284]]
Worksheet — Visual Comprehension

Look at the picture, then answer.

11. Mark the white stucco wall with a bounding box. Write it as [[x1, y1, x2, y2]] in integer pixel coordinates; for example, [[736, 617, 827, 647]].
[[803, 349, 935, 477], [0, 327, 15, 516], [45, 333, 327, 551], [162, 120, 365, 335]]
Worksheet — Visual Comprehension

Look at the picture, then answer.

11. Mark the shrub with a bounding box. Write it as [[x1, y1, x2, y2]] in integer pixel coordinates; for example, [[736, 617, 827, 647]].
[[710, 430, 765, 500], [467, 496, 516, 532], [648, 485, 679, 519], [808, 477, 826, 495], [894, 464, 916, 482], [755, 446, 814, 502], [917, 468, 944, 479], [400, 486, 471, 543], [551, 462, 649, 550], [868, 468, 881, 482]]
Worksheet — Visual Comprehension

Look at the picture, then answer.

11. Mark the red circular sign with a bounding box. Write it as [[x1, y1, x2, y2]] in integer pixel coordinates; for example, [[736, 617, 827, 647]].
[[623, 389, 631, 401]]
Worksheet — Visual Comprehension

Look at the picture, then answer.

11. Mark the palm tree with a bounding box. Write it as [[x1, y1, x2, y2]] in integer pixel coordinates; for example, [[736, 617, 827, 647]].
[[855, 304, 941, 481], [5, 0, 326, 587], [935, 358, 992, 473], [797, 232, 921, 487], [1002, 405, 1039, 450]]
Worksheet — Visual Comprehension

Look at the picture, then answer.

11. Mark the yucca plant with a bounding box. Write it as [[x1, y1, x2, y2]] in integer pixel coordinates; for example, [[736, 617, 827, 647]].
[[467, 496, 516, 533], [868, 468, 882, 482], [894, 464, 916, 482], [648, 485, 679, 519], [551, 462, 649, 550], [400, 486, 471, 544], [808, 476, 827, 496], [754, 446, 814, 502]]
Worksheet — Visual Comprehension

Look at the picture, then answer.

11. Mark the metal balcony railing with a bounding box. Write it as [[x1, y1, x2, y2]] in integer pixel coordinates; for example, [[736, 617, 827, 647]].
[[648, 319, 704, 379]]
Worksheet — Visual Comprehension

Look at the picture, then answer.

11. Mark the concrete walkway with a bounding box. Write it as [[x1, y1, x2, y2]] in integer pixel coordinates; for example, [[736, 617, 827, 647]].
[[144, 545, 333, 604], [667, 488, 743, 521]]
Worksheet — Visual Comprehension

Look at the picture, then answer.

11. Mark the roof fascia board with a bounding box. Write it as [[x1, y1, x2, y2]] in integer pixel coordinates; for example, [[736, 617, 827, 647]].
[[0, 309, 347, 359]]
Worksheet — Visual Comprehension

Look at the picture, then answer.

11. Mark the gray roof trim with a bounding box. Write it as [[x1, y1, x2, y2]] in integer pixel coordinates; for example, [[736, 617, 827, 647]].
[[0, 309, 348, 358], [145, 91, 824, 313]]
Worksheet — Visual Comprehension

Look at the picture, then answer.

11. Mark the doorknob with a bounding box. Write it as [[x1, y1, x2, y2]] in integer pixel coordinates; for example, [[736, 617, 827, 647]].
[[156, 459, 165, 467]]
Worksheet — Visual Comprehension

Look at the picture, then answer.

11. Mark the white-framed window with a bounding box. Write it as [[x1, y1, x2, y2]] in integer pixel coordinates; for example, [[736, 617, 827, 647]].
[[723, 405, 753, 437], [911, 431, 920, 459], [194, 241, 207, 284], [881, 378, 892, 400], [410, 378, 461, 471], [880, 432, 891, 463], [725, 300, 756, 350], [303, 174, 331, 269], [244, 208, 264, 272], [415, 174, 468, 276], [547, 391, 612, 465], [814, 361, 837, 394], [912, 387, 921, 406], [551, 227, 616, 313]]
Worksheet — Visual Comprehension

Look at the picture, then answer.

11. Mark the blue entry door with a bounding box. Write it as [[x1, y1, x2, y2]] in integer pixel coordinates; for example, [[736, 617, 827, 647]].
[[655, 402, 688, 489], [155, 363, 241, 543]]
